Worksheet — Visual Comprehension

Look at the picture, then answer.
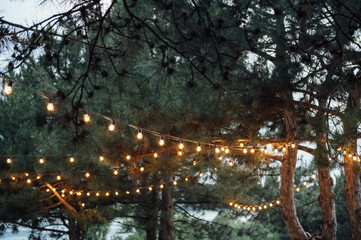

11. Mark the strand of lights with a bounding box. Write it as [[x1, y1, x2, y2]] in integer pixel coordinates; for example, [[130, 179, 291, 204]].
[[229, 171, 318, 212], [1, 76, 300, 156]]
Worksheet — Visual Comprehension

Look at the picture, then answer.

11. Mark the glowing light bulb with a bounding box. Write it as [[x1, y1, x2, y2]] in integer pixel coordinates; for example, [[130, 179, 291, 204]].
[[263, 205, 267, 209], [39, 157, 44, 164], [24, 173, 29, 177], [274, 148, 279, 153], [229, 161, 234, 167], [47, 101, 55, 112], [77, 192, 81, 196], [243, 206, 247, 210], [218, 157, 223, 160], [178, 151, 183, 156], [69, 191, 73, 195], [221, 147, 225, 151], [199, 172, 203, 177], [311, 173, 316, 179], [6, 158, 11, 164], [83, 113, 90, 123], [115, 191, 119, 196], [113, 170, 118, 175], [258, 206, 262, 210], [276, 200, 280, 205], [87, 192, 91, 196], [126, 155, 131, 160], [291, 143, 296, 148], [81, 203, 85, 207], [126, 191, 130, 194], [269, 203, 273, 207], [57, 175, 61, 181], [250, 148, 255, 153], [303, 181, 307, 186], [353, 155, 357, 161], [234, 204, 238, 208], [154, 152, 158, 158], [160, 184, 164, 189], [105, 192, 109, 196], [45, 188, 50, 192], [225, 148, 230, 154], [96, 192, 100, 197], [328, 157, 332, 161], [229, 202, 233, 206], [260, 147, 265, 152], [108, 121, 115, 131], [27, 179, 31, 184], [173, 180, 177, 186], [159, 136, 165, 146], [296, 187, 300, 192], [137, 128, 143, 140], [61, 194, 65, 197], [247, 207, 251, 211], [69, 156, 75, 163], [85, 172, 90, 178], [149, 186, 153, 191], [196, 142, 201, 152], [215, 146, 220, 153], [282, 145, 286, 152], [140, 167, 144, 172], [240, 143, 244, 147], [252, 207, 256, 211], [264, 149, 268, 154], [348, 153, 352, 158], [37, 175, 41, 180], [4, 82, 13, 95], [136, 189, 140, 193], [178, 140, 184, 149], [99, 155, 104, 161], [243, 149, 247, 154], [193, 161, 197, 165], [185, 177, 189, 182]]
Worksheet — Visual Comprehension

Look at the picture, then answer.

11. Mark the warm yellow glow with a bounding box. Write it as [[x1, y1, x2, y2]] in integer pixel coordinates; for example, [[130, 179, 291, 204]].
[[77, 192, 81, 196], [264, 205, 267, 209], [291, 143, 296, 148], [196, 144, 201, 152], [258, 206, 262, 210], [137, 129, 143, 139], [61, 194, 65, 197], [303, 181, 307, 186], [39, 157, 44, 164], [85, 172, 90, 178], [276, 200, 280, 205], [99, 155, 104, 161], [296, 187, 300, 192], [282, 146, 286, 152], [149, 186, 153, 191], [46, 188, 50, 192], [221, 147, 225, 152], [83, 113, 90, 123], [252, 207, 256, 211], [328, 157, 332, 161], [24, 173, 29, 177], [243, 206, 246, 210], [27, 179, 31, 184], [264, 149, 268, 154], [6, 158, 11, 164], [108, 122, 115, 131], [199, 172, 203, 177], [225, 148, 230, 154], [179, 141, 184, 149], [218, 157, 223, 160], [47, 102, 55, 112], [154, 153, 158, 158], [260, 147, 265, 152], [348, 153, 352, 158], [37, 175, 41, 180], [126, 191, 130, 194], [57, 175, 61, 181], [269, 203, 273, 207], [106, 192, 109, 196], [12, 176, 15, 181], [247, 207, 251, 211], [229, 202, 233, 206], [243, 149, 247, 154], [160, 184, 164, 189], [311, 173, 316, 179], [113, 170, 118, 175], [178, 151, 183, 156], [193, 161, 197, 165], [185, 177, 189, 182], [250, 148, 255, 153], [215, 147, 220, 153], [81, 203, 85, 207], [69, 156, 75, 163], [126, 155, 131, 160], [87, 192, 91, 196], [96, 192, 100, 196], [274, 148, 279, 153], [240, 143, 244, 147], [173, 180, 177, 186], [136, 189, 140, 193], [69, 191, 73, 195], [4, 85, 12, 95], [140, 167, 144, 172], [159, 136, 165, 146], [229, 161, 234, 167], [115, 191, 119, 195], [353, 155, 357, 161], [234, 204, 238, 208]]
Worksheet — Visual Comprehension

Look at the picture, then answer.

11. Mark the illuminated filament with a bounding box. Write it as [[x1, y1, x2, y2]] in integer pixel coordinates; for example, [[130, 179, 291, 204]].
[[39, 157, 44, 164], [196, 142, 201, 152], [159, 136, 165, 146], [137, 128, 143, 140], [47, 101, 55, 112], [178, 140, 184, 149], [83, 112, 90, 123], [4, 81, 13, 95], [108, 121, 115, 131], [6, 158, 11, 164]]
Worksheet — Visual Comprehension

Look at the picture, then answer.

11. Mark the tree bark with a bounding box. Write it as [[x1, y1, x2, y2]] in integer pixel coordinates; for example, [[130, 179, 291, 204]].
[[344, 78, 361, 240], [159, 177, 175, 240], [68, 218, 85, 240], [145, 189, 159, 240], [280, 109, 309, 240]]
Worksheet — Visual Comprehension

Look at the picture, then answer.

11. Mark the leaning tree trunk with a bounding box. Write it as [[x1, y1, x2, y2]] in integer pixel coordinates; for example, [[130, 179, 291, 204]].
[[280, 109, 309, 240], [344, 79, 361, 240], [159, 176, 175, 240], [316, 99, 337, 240]]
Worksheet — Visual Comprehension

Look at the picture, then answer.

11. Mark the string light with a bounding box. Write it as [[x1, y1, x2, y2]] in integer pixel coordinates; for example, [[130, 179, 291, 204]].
[[113, 170, 118, 175], [96, 192, 100, 197], [225, 148, 230, 154], [6, 157, 11, 164], [240, 143, 244, 147], [196, 142, 201, 152], [126, 191, 130, 194], [159, 136, 165, 146], [136, 189, 140, 193], [87, 192, 91, 196], [137, 128, 143, 140], [69, 156, 75, 163], [126, 155, 131, 160], [185, 177, 189, 182], [178, 140, 184, 149], [108, 121, 115, 131], [178, 151, 183, 156], [160, 184, 164, 189], [221, 147, 225, 152], [77, 192, 81, 196], [105, 192, 109, 196], [81, 203, 85, 207], [47, 101, 55, 112], [215, 145, 220, 153], [282, 145, 286, 152], [153, 152, 158, 158], [276, 200, 280, 205], [3, 81, 13, 95], [39, 157, 44, 164], [296, 187, 300, 192], [303, 181, 307, 186], [243, 149, 247, 154], [250, 148, 255, 154], [274, 148, 279, 153], [115, 191, 119, 196], [229, 161, 234, 167], [83, 112, 91, 123], [148, 186, 153, 191], [173, 180, 177, 186], [291, 143, 296, 148], [85, 172, 90, 178], [57, 175, 61, 181], [27, 179, 31, 184], [24, 173, 29, 177], [99, 155, 104, 161], [140, 167, 144, 172]]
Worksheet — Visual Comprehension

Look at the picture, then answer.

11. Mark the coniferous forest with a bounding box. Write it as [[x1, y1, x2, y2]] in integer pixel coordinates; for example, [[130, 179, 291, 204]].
[[0, 0, 361, 239]]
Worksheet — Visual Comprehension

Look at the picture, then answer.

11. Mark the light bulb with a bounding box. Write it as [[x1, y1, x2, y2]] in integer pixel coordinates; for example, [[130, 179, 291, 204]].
[[69, 156, 75, 163], [252, 207, 256, 211], [247, 207, 251, 211], [348, 153, 352, 158], [126, 155, 131, 160], [221, 147, 225, 151], [126, 191, 130, 194], [260, 147, 265, 152], [296, 187, 300, 192], [140, 167, 144, 172], [27, 179, 31, 184], [115, 192, 119, 196], [159, 136, 165, 146], [250, 148, 255, 153], [229, 202, 233, 206], [282, 145, 286, 152], [311, 173, 316, 179], [61, 194, 65, 197], [6, 158, 11, 164], [137, 128, 143, 140], [69, 191, 73, 195], [77, 192, 81, 196], [113, 170, 118, 175], [243, 149, 247, 154], [264, 149, 268, 154], [193, 161, 197, 165], [258, 206, 262, 210], [25, 173, 29, 177], [218, 157, 223, 160], [240, 143, 244, 147], [83, 113, 90, 123], [199, 172, 203, 177], [178, 151, 183, 156], [39, 157, 44, 164], [99, 155, 104, 161], [264, 205, 267, 209], [243, 206, 247, 210], [47, 101, 55, 112], [105, 192, 109, 196], [108, 121, 115, 131], [81, 203, 85, 207], [149, 186, 153, 191], [154, 152, 158, 158], [274, 148, 279, 153], [291, 143, 296, 148], [215, 146, 220, 153], [57, 175, 61, 181], [225, 148, 230, 154], [269, 203, 273, 207], [37, 175, 41, 180], [178, 140, 184, 149], [173, 180, 177, 186], [353, 155, 357, 161], [328, 157, 332, 161], [85, 172, 90, 178], [276, 200, 280, 205], [160, 184, 164, 189], [45, 188, 50, 192], [96, 192, 100, 196], [303, 181, 307, 186], [136, 189, 140, 193], [185, 177, 189, 182], [87, 192, 91, 196], [229, 161, 234, 167], [234, 204, 238, 208], [4, 84, 13, 95], [196, 142, 201, 152]]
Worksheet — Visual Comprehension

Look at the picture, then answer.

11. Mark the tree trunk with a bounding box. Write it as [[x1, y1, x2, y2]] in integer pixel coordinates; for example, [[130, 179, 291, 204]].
[[159, 177, 175, 240], [315, 98, 337, 240], [68, 218, 85, 240], [344, 79, 361, 240], [280, 109, 309, 240], [145, 189, 159, 240]]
